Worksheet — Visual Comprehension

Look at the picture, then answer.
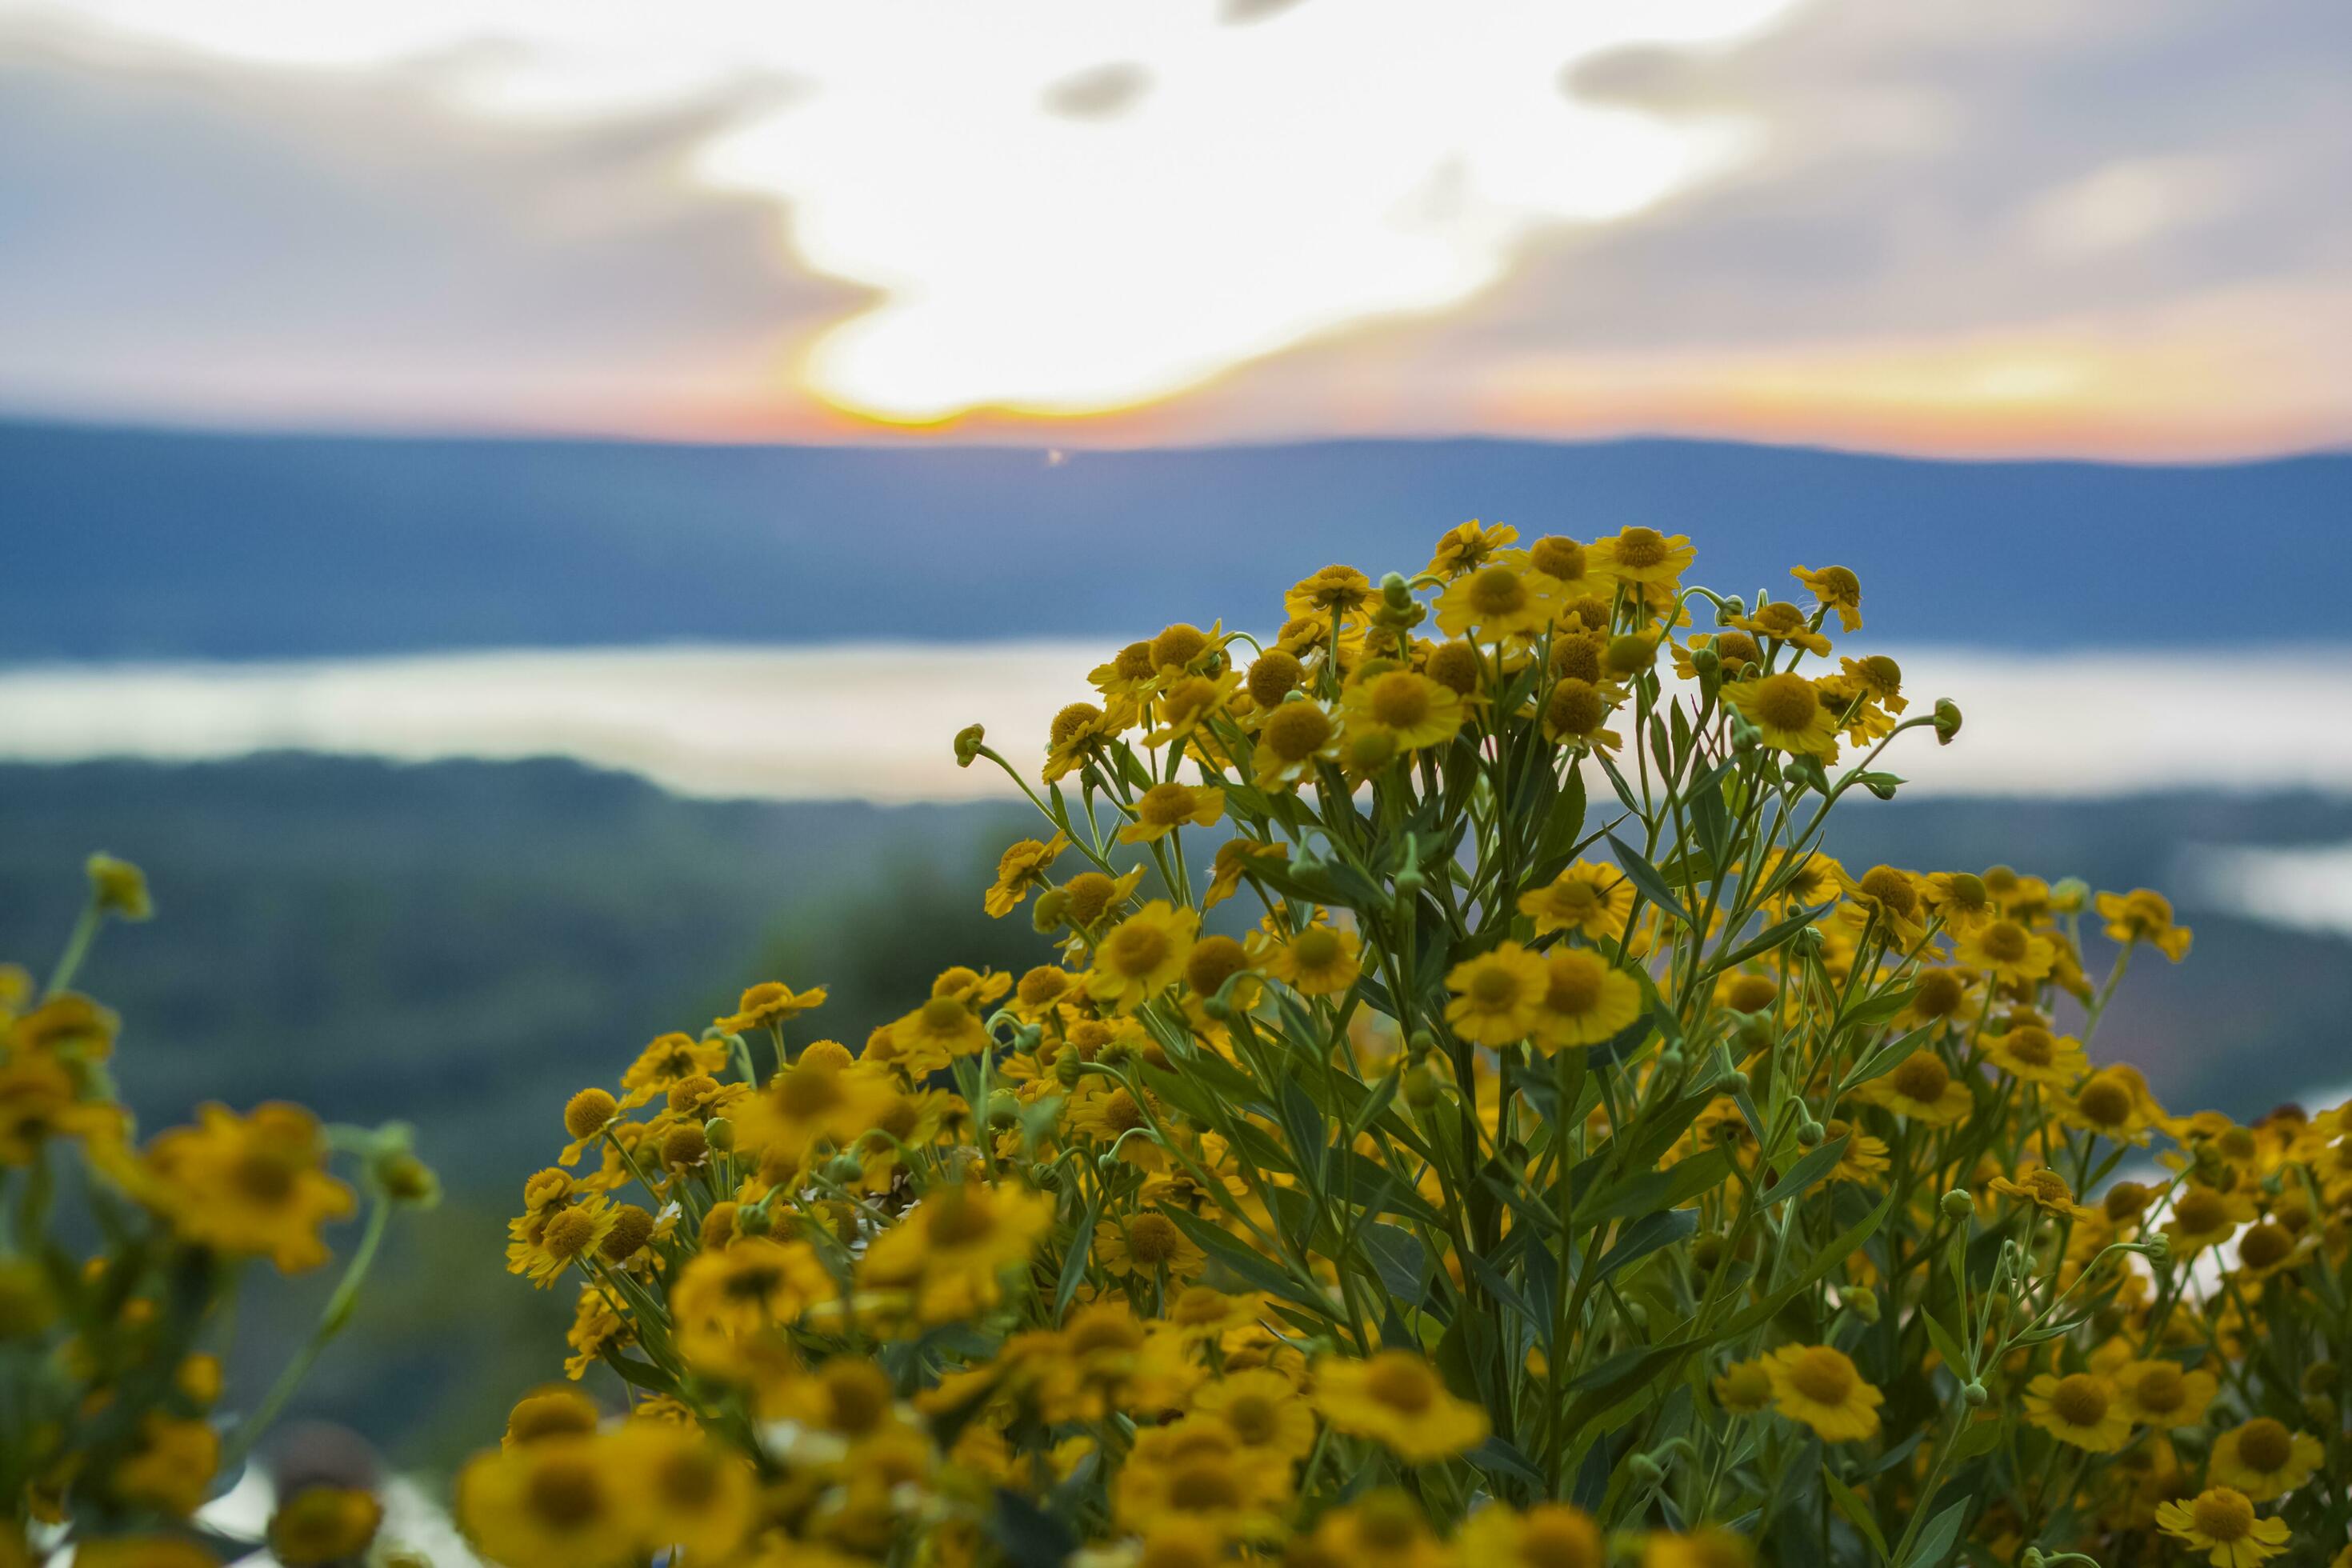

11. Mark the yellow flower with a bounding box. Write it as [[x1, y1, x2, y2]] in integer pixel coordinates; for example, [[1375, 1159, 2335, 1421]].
[[1459, 1503, 1606, 1568], [1987, 1168, 2094, 1221], [609, 1422, 758, 1566], [618, 1032, 730, 1107], [1590, 526, 1694, 586], [1286, 562, 1377, 620], [716, 981, 826, 1034], [1539, 678, 1624, 753], [1643, 1527, 1754, 1568], [1094, 1211, 1206, 1282], [1086, 901, 1199, 1014], [2163, 1184, 2258, 1256], [0, 1052, 123, 1165], [2063, 1066, 2163, 1145], [860, 1181, 1054, 1323], [458, 1436, 640, 1568], [1310, 1351, 1489, 1463], [1721, 672, 1838, 758], [1524, 534, 1610, 598], [2023, 1372, 2132, 1451], [2209, 1418, 2324, 1502], [138, 1102, 354, 1273], [506, 1194, 620, 1288], [1443, 942, 1550, 1046], [1762, 1344, 1882, 1441], [1731, 600, 1831, 657], [985, 832, 1069, 917], [1118, 782, 1226, 844], [2112, 1358, 2218, 1429], [1850, 1050, 1972, 1126], [1204, 838, 1286, 909], [1529, 950, 1642, 1051], [110, 1414, 221, 1518], [1115, 1417, 1293, 1539], [1190, 1367, 1317, 1461], [670, 1237, 834, 1373], [1979, 1024, 2086, 1087], [1253, 699, 1340, 790], [732, 1056, 903, 1169], [1822, 1118, 1891, 1184], [1434, 562, 1558, 639], [1956, 918, 2056, 986], [2154, 1487, 2291, 1567], [1713, 1357, 1774, 1414], [269, 1486, 384, 1566], [1518, 862, 1634, 941], [1043, 699, 1127, 782], [886, 992, 991, 1063], [1790, 564, 1863, 631], [1836, 863, 1926, 943], [1342, 670, 1466, 753], [1426, 520, 1518, 578], [2098, 887, 2193, 960]]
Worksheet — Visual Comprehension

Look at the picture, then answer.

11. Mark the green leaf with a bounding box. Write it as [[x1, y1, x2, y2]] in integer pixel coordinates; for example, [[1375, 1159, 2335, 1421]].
[[1534, 765, 1589, 864], [1591, 1208, 1697, 1281], [1582, 1146, 1734, 1225], [1357, 1222, 1429, 1307], [1900, 1498, 1970, 1568], [1919, 1312, 1972, 1381], [1838, 1024, 1934, 1095], [1757, 1135, 1849, 1208], [1824, 1470, 1889, 1562], [1606, 834, 1694, 930]]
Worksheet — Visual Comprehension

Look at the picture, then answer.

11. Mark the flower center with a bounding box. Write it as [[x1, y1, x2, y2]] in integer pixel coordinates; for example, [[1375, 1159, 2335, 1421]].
[[1138, 782, 1198, 826], [2174, 1190, 2226, 1234], [1223, 1394, 1277, 1443], [1890, 1053, 1950, 1104], [1167, 1462, 1242, 1512], [1788, 1347, 1854, 1405], [2076, 1078, 2131, 1127], [1914, 970, 1965, 1017], [925, 1190, 997, 1248], [1752, 674, 1819, 731], [2238, 1222, 2291, 1270], [1546, 680, 1606, 738], [1365, 1359, 1435, 1413], [1981, 921, 2029, 962], [2237, 1418, 2292, 1473], [1470, 966, 1524, 1008], [1530, 537, 1587, 580], [1545, 953, 1605, 1017], [1109, 922, 1173, 976], [2050, 1374, 2110, 1428], [1126, 1214, 1182, 1266], [2131, 1365, 2185, 1414], [1466, 565, 1527, 617], [1103, 1089, 1148, 1135], [2008, 1028, 2054, 1066], [2192, 1488, 2255, 1542], [1613, 527, 1667, 569], [1151, 624, 1209, 669], [1291, 926, 1342, 969], [1858, 866, 1917, 918], [526, 1459, 607, 1530], [1369, 673, 1432, 730], [1262, 702, 1334, 762]]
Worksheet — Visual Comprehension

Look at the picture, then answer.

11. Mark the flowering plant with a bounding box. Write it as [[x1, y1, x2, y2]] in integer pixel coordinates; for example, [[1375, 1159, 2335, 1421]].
[[474, 522, 2351, 1568], [1, 855, 437, 1565]]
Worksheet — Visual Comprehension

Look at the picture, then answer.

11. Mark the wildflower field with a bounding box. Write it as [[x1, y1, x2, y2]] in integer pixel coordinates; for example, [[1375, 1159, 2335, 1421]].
[[7, 524, 2350, 1568]]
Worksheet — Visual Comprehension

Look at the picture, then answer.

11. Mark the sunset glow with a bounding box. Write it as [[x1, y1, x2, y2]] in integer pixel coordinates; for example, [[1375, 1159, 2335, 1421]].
[[5, 0, 2346, 456]]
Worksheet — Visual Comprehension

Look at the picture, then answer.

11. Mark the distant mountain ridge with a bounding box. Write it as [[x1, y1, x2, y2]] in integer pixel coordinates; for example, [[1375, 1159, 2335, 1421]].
[[6, 418, 2348, 662]]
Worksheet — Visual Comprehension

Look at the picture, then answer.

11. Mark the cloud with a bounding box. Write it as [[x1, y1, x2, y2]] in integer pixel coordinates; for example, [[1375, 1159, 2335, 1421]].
[[0, 18, 862, 434], [0, 0, 2346, 453]]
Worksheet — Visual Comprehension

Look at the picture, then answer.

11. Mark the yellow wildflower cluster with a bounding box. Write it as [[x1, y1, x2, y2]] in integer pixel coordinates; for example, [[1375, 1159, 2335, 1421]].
[[0, 855, 435, 1564], [470, 523, 2351, 1568]]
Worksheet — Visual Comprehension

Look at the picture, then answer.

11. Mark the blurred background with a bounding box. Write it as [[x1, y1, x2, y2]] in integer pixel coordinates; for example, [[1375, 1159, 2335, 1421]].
[[4, 0, 2350, 1473]]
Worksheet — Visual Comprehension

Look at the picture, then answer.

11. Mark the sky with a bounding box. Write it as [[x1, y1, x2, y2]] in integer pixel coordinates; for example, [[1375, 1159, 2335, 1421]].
[[2, 0, 2349, 457]]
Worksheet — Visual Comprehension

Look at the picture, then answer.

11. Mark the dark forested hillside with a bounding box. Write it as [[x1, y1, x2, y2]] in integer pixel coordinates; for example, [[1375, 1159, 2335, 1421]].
[[6, 419, 2347, 661]]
